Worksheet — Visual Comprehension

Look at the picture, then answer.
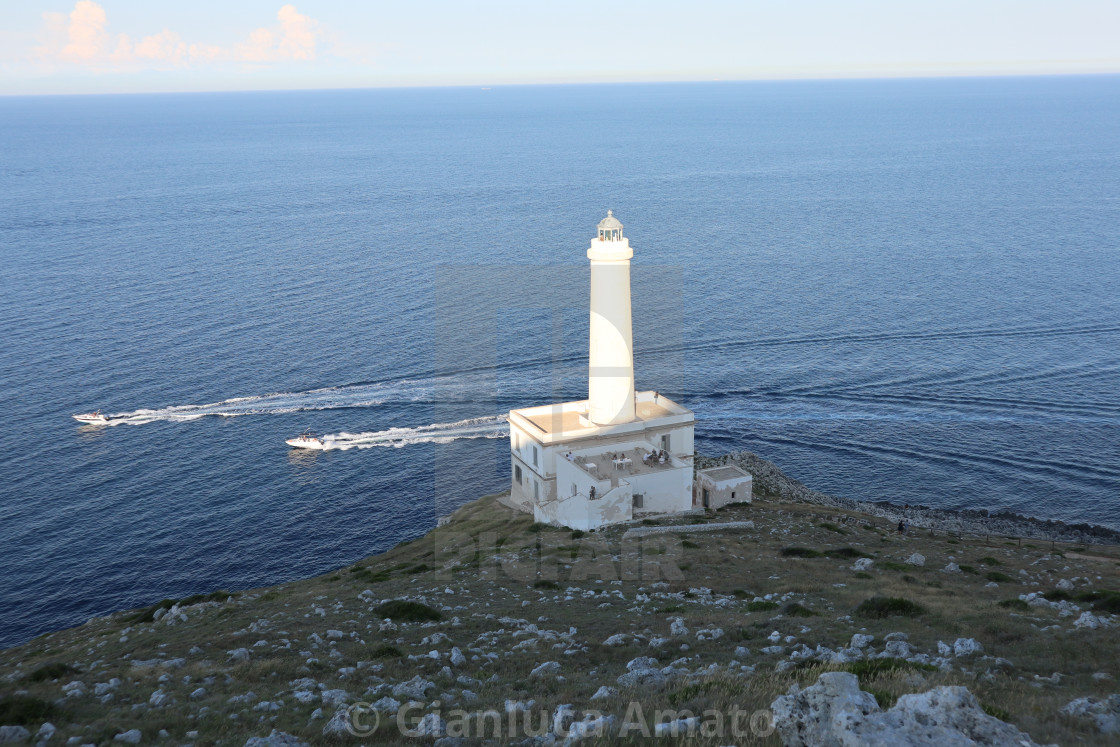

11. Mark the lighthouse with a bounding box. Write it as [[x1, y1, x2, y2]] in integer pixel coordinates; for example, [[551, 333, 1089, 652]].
[[587, 210, 636, 425], [504, 211, 711, 530]]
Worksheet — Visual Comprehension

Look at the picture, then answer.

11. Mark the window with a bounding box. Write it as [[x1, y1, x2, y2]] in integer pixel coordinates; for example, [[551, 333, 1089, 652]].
[[731, 491, 736, 500], [532, 446, 538, 467], [572, 483, 578, 497], [632, 494, 644, 509], [514, 465, 522, 484], [534, 481, 540, 501], [702, 488, 710, 508]]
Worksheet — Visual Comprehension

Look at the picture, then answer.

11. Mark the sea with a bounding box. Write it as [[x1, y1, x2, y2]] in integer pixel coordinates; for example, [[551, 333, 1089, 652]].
[[1, 76, 1118, 650]]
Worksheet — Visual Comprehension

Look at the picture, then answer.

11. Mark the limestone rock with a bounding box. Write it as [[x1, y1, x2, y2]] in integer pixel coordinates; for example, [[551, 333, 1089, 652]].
[[1061, 694, 1120, 734], [449, 647, 466, 667], [952, 638, 983, 657], [228, 648, 250, 663], [371, 696, 401, 713], [530, 661, 561, 678], [392, 676, 435, 700], [853, 558, 874, 571], [943, 563, 961, 573], [112, 731, 142, 745], [590, 685, 618, 701], [1056, 578, 1074, 592], [0, 726, 31, 744], [771, 672, 1044, 746], [321, 706, 352, 737], [771, 672, 879, 746], [320, 689, 349, 707], [243, 730, 311, 747], [850, 634, 874, 650], [602, 634, 629, 646], [1074, 611, 1105, 630], [906, 553, 925, 567]]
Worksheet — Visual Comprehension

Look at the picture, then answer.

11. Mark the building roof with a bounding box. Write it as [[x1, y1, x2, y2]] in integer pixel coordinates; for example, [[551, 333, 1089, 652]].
[[510, 391, 693, 445], [699, 465, 752, 484]]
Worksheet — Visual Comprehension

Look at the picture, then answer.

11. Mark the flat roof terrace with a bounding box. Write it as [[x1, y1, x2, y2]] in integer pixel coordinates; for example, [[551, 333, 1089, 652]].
[[510, 391, 694, 444]]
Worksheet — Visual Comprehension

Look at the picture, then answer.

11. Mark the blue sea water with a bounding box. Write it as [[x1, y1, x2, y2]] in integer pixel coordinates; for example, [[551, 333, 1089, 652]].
[[1, 77, 1119, 650]]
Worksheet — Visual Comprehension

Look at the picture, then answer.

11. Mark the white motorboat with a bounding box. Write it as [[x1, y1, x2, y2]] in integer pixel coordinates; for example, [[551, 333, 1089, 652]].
[[73, 409, 111, 424], [286, 431, 327, 450]]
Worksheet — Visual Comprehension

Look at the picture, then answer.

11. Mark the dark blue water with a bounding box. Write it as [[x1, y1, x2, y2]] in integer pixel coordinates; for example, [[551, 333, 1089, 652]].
[[2, 77, 1119, 650]]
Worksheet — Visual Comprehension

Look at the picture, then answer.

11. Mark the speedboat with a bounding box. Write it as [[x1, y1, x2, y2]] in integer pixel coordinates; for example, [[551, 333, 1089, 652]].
[[73, 409, 111, 424], [286, 431, 327, 450]]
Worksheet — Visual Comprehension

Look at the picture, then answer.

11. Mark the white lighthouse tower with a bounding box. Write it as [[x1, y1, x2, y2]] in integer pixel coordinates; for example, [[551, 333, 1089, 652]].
[[587, 210, 636, 426], [505, 212, 700, 529]]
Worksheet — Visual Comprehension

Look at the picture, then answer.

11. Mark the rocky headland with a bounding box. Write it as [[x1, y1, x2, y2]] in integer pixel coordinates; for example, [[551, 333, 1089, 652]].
[[1, 453, 1118, 745]]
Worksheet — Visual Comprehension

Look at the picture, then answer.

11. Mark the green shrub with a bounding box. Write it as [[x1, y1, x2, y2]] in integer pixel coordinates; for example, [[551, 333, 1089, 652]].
[[826, 547, 871, 560], [985, 571, 1014, 583], [781, 547, 823, 558], [880, 561, 909, 572], [354, 568, 391, 583], [958, 564, 977, 574], [732, 589, 750, 599], [0, 695, 57, 725], [130, 598, 177, 623], [371, 644, 402, 659], [998, 599, 1030, 611], [681, 540, 700, 549], [747, 600, 779, 612], [782, 602, 818, 617], [854, 597, 925, 619], [853, 572, 873, 579], [372, 600, 442, 622], [657, 604, 685, 614], [979, 556, 1002, 565], [26, 662, 78, 682], [819, 522, 849, 535], [868, 688, 897, 709], [982, 703, 1011, 721], [570, 530, 586, 539], [533, 580, 559, 590], [1043, 589, 1073, 602]]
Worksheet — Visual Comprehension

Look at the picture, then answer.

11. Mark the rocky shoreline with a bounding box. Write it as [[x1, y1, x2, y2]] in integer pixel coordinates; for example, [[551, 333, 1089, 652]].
[[697, 452, 1120, 547]]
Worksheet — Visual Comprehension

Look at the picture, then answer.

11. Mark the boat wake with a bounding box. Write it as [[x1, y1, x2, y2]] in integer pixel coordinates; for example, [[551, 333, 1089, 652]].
[[92, 376, 484, 426], [317, 415, 509, 450]]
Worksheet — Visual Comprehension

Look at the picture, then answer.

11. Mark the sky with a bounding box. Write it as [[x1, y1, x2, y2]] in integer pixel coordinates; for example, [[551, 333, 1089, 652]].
[[1, 1, 1118, 95]]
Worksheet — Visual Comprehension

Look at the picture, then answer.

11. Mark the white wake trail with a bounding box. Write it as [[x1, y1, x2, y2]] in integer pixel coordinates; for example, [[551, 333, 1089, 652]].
[[320, 415, 509, 450], [97, 376, 477, 426]]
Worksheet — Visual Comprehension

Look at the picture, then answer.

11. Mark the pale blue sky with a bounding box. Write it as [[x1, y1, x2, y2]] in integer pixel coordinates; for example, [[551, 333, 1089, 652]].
[[2, 0, 1118, 95]]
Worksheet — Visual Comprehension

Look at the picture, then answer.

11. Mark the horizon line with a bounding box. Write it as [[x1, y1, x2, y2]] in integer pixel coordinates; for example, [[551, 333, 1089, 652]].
[[3, 69, 1118, 99]]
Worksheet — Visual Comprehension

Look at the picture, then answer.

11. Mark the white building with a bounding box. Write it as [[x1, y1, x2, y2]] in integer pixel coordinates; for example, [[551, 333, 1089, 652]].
[[506, 212, 698, 530]]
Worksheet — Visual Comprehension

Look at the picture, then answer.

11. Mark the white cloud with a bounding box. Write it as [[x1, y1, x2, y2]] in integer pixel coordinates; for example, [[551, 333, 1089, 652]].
[[32, 2, 329, 70]]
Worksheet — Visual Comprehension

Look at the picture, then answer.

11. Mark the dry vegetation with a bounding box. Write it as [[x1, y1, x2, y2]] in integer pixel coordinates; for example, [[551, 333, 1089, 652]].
[[1, 488, 1118, 745]]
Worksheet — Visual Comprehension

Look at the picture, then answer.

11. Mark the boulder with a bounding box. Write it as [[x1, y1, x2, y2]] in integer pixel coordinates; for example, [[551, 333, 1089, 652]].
[[590, 685, 618, 701], [1056, 578, 1074, 592], [602, 634, 629, 646], [112, 731, 142, 745], [392, 676, 435, 700], [771, 672, 1044, 746], [0, 726, 31, 744], [1074, 611, 1104, 630], [243, 730, 311, 747], [853, 558, 874, 571], [670, 618, 689, 637], [449, 647, 467, 667], [952, 638, 983, 657], [850, 634, 874, 650], [1061, 694, 1120, 734], [942, 563, 960, 573], [529, 661, 561, 678], [906, 554, 925, 567], [321, 705, 352, 737], [321, 689, 349, 707]]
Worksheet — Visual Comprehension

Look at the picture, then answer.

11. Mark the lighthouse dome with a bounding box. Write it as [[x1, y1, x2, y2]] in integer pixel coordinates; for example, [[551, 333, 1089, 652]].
[[597, 210, 623, 242]]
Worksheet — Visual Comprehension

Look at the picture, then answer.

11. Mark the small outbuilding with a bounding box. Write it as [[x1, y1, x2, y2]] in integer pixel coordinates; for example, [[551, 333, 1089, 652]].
[[695, 465, 753, 510]]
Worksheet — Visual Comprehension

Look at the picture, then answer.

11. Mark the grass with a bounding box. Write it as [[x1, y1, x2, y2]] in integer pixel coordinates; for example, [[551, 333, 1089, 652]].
[[985, 571, 1014, 583], [880, 561, 910, 572], [371, 600, 442, 622], [998, 599, 1030, 611], [818, 522, 849, 535], [681, 540, 701, 549], [854, 597, 926, 619], [747, 600, 779, 612], [958, 564, 977, 574], [845, 657, 937, 679], [979, 556, 1002, 565]]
